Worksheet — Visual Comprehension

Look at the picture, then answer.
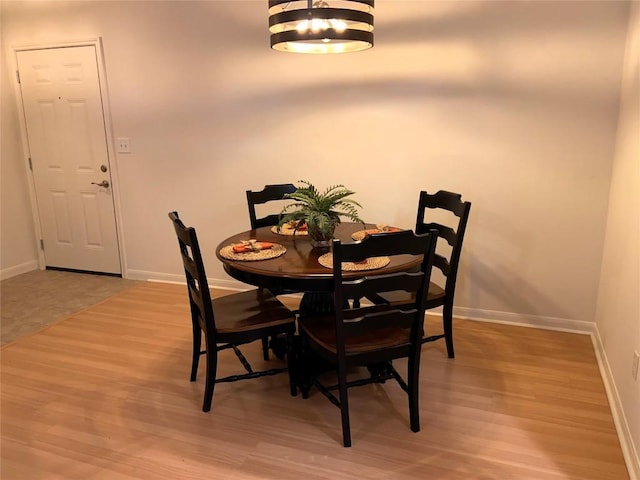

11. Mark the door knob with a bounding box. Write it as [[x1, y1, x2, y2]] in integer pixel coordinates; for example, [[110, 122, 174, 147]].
[[91, 180, 110, 188]]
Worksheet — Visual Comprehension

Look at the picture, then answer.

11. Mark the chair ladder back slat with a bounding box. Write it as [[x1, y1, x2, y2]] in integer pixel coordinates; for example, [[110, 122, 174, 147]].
[[343, 230, 433, 260], [417, 190, 467, 217], [181, 253, 200, 282], [343, 272, 425, 300], [246, 183, 297, 229], [342, 308, 418, 336], [252, 214, 281, 229], [187, 282, 208, 320], [433, 254, 450, 277], [419, 222, 457, 247]]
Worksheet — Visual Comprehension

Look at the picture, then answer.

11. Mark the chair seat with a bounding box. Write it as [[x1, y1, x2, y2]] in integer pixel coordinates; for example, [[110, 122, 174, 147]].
[[371, 281, 446, 308], [214, 289, 296, 336], [299, 313, 411, 356], [427, 282, 446, 304]]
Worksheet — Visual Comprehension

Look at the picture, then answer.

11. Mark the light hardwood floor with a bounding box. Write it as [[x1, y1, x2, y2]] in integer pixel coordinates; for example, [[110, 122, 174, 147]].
[[1, 281, 629, 479]]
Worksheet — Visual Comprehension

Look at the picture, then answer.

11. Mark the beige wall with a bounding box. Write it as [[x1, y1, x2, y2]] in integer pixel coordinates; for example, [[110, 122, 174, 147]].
[[1, 1, 628, 327], [596, 2, 640, 476], [0, 37, 37, 278]]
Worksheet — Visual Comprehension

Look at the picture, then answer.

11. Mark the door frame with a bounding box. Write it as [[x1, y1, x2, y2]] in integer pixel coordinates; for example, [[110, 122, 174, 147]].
[[11, 38, 127, 276]]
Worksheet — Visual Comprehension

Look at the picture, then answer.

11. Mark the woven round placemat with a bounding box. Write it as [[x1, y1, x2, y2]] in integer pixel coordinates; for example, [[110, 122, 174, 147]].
[[271, 225, 309, 236], [219, 243, 286, 261], [352, 227, 403, 241], [318, 253, 390, 271]]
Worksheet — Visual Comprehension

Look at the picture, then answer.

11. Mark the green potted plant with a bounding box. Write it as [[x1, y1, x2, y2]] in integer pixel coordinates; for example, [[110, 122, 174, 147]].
[[278, 180, 364, 247]]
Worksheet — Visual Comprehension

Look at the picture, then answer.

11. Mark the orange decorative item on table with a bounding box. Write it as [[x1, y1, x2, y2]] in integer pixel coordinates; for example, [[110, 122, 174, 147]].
[[363, 224, 402, 236], [352, 224, 403, 241], [232, 240, 274, 254], [290, 221, 307, 231]]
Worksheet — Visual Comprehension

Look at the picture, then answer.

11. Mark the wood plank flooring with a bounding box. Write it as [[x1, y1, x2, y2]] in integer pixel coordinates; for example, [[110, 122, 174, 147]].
[[0, 281, 629, 479]]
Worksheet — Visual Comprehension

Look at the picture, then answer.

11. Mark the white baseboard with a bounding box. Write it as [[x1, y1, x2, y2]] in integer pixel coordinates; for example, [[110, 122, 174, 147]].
[[125, 269, 186, 283], [453, 306, 595, 334], [129, 270, 597, 334], [592, 327, 640, 480], [125, 270, 255, 292], [0, 260, 38, 281]]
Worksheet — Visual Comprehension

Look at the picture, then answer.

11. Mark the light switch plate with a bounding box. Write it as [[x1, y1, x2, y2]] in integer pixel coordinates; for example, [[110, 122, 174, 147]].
[[116, 137, 131, 153]]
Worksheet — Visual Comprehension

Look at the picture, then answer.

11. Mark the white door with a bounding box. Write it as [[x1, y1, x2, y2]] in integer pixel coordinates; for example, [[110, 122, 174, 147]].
[[17, 46, 121, 274]]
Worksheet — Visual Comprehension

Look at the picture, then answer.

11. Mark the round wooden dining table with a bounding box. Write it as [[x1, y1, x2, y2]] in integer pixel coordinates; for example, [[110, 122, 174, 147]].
[[215, 222, 422, 314], [216, 222, 423, 393]]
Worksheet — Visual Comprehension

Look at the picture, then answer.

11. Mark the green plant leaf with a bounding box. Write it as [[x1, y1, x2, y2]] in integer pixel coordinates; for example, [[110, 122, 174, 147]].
[[278, 180, 364, 236]]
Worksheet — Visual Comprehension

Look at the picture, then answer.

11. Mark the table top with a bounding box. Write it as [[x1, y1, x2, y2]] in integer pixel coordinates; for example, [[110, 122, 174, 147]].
[[215, 222, 422, 293]]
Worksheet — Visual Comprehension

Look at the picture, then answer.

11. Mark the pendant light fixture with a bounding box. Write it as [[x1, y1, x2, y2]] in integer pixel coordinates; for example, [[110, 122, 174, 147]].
[[268, 0, 374, 54]]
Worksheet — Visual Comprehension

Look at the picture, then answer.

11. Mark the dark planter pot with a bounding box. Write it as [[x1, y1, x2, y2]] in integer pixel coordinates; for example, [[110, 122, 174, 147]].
[[308, 221, 337, 249]]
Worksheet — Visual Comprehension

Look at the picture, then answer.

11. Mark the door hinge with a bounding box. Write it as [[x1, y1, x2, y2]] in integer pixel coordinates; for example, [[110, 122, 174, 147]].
[[28, 157, 33, 170], [16, 70, 20, 84], [40, 239, 44, 250]]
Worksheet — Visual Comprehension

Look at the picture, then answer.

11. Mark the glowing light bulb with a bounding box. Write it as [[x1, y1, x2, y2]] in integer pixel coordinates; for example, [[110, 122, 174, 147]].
[[329, 19, 347, 32], [296, 19, 309, 33], [310, 17, 326, 32]]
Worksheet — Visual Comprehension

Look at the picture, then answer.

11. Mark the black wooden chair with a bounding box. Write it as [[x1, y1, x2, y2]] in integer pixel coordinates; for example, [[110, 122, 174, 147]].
[[368, 190, 471, 358], [246, 183, 300, 359], [168, 211, 296, 412], [246, 183, 297, 230], [297, 229, 438, 447]]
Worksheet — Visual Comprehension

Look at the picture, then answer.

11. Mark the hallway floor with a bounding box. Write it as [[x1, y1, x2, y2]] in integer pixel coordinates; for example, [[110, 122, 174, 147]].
[[1, 269, 140, 346]]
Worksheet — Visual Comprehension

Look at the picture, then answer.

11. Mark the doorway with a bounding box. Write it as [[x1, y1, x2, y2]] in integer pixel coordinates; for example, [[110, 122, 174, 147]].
[[15, 44, 122, 275]]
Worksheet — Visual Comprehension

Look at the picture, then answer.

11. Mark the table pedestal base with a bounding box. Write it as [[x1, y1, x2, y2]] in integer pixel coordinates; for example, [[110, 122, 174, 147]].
[[298, 292, 335, 316]]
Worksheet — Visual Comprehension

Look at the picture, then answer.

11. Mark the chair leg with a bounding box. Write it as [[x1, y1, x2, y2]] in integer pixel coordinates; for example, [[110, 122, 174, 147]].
[[261, 336, 270, 361], [299, 334, 311, 399], [443, 302, 455, 358], [337, 363, 352, 447], [286, 332, 297, 397], [190, 321, 202, 381], [408, 350, 421, 433], [202, 337, 218, 412]]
